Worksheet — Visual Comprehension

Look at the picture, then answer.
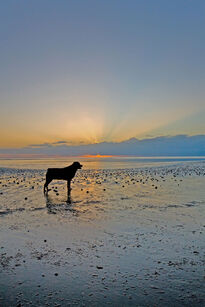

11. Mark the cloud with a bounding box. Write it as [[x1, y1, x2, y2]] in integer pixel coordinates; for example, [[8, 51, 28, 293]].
[[1, 135, 205, 157], [28, 141, 69, 148], [52, 141, 68, 145], [28, 143, 53, 148]]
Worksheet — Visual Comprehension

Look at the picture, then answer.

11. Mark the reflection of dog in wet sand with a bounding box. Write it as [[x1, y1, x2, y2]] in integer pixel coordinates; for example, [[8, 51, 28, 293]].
[[44, 162, 82, 194]]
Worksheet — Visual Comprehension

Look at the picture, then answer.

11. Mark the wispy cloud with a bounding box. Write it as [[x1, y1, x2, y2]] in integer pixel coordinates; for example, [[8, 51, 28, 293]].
[[28, 143, 53, 148], [28, 141, 69, 148], [52, 141, 68, 145]]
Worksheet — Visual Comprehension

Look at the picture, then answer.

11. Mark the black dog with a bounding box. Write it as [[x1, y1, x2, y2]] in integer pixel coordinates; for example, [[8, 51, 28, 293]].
[[44, 161, 82, 194]]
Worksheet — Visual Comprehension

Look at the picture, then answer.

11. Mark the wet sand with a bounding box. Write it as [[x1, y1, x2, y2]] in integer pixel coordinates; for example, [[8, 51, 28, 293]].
[[0, 162, 205, 306]]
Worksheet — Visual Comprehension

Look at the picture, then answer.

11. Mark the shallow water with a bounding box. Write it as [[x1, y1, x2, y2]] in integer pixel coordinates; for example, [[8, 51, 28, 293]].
[[1, 155, 205, 169], [0, 160, 205, 306]]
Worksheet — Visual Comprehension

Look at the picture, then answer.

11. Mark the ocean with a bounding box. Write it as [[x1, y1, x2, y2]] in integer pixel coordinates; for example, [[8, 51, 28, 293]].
[[1, 155, 205, 170]]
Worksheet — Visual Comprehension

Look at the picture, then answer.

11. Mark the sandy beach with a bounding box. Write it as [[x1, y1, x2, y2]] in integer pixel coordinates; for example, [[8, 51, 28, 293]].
[[0, 159, 205, 306]]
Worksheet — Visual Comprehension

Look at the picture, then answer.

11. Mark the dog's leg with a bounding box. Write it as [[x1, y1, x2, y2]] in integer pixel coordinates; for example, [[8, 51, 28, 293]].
[[67, 180, 71, 192], [44, 178, 52, 194], [43, 183, 47, 194], [44, 182, 48, 194], [66, 189, 71, 204]]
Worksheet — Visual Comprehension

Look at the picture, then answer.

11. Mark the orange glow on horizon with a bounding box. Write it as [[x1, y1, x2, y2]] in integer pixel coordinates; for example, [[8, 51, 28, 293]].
[[82, 154, 115, 158]]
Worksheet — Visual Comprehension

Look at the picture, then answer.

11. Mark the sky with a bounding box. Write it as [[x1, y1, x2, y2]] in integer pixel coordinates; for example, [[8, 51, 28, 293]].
[[0, 0, 205, 149]]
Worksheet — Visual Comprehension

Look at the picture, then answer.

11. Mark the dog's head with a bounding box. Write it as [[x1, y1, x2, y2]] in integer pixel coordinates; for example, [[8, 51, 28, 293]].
[[72, 161, 82, 169]]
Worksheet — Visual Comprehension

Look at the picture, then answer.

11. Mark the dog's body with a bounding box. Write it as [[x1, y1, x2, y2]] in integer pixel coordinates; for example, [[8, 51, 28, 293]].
[[44, 161, 82, 193]]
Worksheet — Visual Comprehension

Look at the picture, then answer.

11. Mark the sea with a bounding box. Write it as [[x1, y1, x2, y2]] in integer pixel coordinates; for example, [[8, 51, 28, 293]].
[[1, 155, 205, 170]]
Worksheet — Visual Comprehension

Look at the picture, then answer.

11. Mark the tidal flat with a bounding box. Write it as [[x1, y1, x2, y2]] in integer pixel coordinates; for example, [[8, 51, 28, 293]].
[[0, 160, 205, 306]]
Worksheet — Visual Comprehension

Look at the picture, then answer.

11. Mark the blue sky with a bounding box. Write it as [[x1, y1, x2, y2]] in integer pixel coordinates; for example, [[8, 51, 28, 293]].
[[0, 0, 205, 148]]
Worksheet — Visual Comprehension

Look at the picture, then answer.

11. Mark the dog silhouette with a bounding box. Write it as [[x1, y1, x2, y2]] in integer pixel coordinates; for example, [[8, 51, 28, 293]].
[[44, 161, 82, 194]]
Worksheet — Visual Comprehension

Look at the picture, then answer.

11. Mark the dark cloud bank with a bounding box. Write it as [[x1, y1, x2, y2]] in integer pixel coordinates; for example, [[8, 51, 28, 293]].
[[1, 135, 205, 156]]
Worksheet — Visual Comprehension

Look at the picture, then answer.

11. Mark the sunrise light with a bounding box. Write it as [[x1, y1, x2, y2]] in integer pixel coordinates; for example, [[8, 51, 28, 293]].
[[82, 154, 115, 158]]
